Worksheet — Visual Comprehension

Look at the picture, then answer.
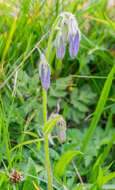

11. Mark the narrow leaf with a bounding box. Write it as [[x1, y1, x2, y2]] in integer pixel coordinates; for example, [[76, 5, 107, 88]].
[[101, 133, 115, 165], [78, 65, 115, 164], [43, 115, 60, 135], [54, 150, 82, 177], [103, 172, 115, 185]]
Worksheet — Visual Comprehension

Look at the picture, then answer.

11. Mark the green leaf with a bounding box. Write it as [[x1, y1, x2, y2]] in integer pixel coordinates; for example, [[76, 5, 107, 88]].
[[97, 167, 103, 188], [104, 161, 114, 175], [23, 131, 38, 138], [10, 138, 44, 152], [73, 101, 89, 112], [66, 107, 85, 123], [56, 76, 72, 90], [43, 115, 60, 135], [92, 154, 102, 171], [101, 133, 115, 165], [54, 150, 82, 177], [70, 86, 96, 113], [103, 172, 115, 185]]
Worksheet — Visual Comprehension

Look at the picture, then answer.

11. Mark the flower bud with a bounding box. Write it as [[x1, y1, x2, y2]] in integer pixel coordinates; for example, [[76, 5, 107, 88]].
[[39, 54, 50, 91], [56, 31, 66, 60], [56, 116, 66, 144]]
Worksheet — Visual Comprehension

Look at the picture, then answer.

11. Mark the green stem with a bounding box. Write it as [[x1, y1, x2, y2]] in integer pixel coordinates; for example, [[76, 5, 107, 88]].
[[43, 88, 47, 123], [43, 88, 52, 190], [44, 135, 52, 190], [43, 15, 63, 190], [43, 14, 64, 189]]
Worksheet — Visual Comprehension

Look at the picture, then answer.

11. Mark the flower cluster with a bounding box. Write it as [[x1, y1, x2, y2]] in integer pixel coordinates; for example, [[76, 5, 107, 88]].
[[56, 15, 80, 60], [9, 169, 22, 184]]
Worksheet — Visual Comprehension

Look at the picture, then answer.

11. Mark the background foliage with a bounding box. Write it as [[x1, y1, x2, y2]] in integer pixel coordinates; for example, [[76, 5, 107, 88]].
[[0, 0, 115, 190]]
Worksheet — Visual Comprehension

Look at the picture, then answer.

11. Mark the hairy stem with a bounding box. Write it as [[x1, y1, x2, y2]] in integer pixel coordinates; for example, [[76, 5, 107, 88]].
[[44, 135, 52, 190], [43, 88, 47, 122], [43, 88, 52, 190], [43, 14, 62, 190]]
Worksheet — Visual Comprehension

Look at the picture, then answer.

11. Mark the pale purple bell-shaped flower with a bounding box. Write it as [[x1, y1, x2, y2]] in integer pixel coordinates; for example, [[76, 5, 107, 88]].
[[56, 34, 66, 60], [69, 31, 79, 59], [40, 62, 50, 91]]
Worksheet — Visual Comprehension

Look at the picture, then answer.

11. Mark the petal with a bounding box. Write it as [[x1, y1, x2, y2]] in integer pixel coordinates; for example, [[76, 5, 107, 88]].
[[41, 64, 50, 90], [73, 31, 79, 56], [69, 32, 79, 59], [45, 65, 50, 90], [56, 46, 60, 59], [41, 64, 45, 87], [69, 35, 75, 58], [56, 37, 65, 60]]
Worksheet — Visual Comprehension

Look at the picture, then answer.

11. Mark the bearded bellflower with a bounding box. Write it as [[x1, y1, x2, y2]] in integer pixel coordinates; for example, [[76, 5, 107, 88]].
[[39, 54, 50, 91], [68, 16, 80, 59], [56, 31, 66, 60]]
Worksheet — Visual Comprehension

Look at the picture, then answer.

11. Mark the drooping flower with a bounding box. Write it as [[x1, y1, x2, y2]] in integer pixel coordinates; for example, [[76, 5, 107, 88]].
[[48, 113, 66, 144], [55, 14, 80, 60], [40, 62, 50, 91], [39, 54, 50, 91], [69, 31, 79, 59], [56, 32, 66, 60], [68, 15, 80, 59], [56, 116, 66, 144]]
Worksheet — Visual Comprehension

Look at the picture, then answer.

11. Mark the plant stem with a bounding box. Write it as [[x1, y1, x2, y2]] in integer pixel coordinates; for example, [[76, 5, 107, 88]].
[[44, 135, 52, 190], [43, 14, 62, 190], [43, 88, 52, 190], [43, 88, 47, 122]]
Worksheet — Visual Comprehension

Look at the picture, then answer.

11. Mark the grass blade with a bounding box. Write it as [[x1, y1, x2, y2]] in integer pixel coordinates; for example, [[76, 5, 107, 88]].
[[54, 150, 83, 178], [78, 64, 115, 164]]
